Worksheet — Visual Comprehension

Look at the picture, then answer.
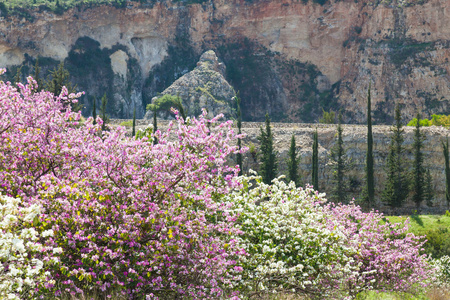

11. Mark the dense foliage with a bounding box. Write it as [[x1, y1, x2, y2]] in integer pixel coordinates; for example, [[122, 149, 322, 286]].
[[286, 134, 301, 187], [412, 113, 426, 207], [0, 72, 440, 299], [1, 1, 132, 17], [0, 194, 59, 300], [147, 94, 186, 120], [258, 113, 277, 184], [443, 138, 450, 207], [382, 104, 409, 207], [408, 114, 450, 128], [226, 177, 433, 299], [0, 71, 243, 299], [434, 255, 450, 288], [329, 114, 351, 203]]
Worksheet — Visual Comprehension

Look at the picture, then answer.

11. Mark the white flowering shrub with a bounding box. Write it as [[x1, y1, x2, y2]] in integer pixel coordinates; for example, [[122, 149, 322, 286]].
[[434, 256, 450, 287], [0, 194, 59, 300], [226, 176, 358, 299]]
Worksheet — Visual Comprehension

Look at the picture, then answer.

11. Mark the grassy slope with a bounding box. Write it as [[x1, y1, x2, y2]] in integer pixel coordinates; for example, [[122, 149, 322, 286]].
[[386, 214, 450, 236]]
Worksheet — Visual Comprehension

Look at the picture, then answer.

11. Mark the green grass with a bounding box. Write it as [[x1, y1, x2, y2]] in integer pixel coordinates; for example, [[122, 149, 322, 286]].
[[357, 287, 450, 300], [119, 120, 133, 127], [385, 213, 450, 259], [385, 213, 450, 235], [357, 290, 429, 300]]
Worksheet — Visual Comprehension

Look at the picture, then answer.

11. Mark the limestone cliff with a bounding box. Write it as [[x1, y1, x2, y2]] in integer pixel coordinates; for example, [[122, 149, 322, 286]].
[[0, 0, 449, 123], [143, 50, 236, 120]]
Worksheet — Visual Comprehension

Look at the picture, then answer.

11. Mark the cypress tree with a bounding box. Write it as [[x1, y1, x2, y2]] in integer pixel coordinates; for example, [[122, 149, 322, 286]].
[[153, 109, 158, 145], [33, 58, 44, 92], [100, 93, 109, 131], [132, 107, 136, 137], [287, 134, 301, 187], [442, 137, 450, 208], [92, 97, 97, 125], [46, 62, 79, 111], [382, 104, 409, 207], [412, 112, 426, 208], [258, 113, 277, 184], [13, 66, 22, 87], [312, 129, 319, 190], [329, 113, 350, 203], [424, 168, 434, 207], [236, 95, 243, 176], [365, 83, 375, 207]]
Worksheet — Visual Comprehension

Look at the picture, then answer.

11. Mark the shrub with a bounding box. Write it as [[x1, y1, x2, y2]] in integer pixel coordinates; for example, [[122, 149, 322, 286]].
[[324, 203, 432, 296], [119, 120, 133, 127], [423, 228, 450, 259], [226, 175, 433, 298], [434, 256, 450, 287], [226, 177, 357, 299], [0, 194, 59, 300], [0, 71, 243, 299]]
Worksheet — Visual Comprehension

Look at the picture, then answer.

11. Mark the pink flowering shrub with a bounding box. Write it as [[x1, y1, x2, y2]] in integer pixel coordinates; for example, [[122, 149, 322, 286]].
[[0, 72, 243, 299], [323, 203, 432, 296]]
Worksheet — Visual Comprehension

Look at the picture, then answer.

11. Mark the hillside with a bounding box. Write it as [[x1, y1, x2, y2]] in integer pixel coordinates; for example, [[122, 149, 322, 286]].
[[0, 0, 449, 123]]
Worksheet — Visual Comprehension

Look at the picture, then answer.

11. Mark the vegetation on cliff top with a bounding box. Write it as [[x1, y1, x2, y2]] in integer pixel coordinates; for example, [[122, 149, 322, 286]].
[[0, 0, 212, 17], [408, 114, 450, 128]]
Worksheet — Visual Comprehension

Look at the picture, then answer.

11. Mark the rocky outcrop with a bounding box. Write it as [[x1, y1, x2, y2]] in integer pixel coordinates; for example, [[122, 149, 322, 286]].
[[0, 0, 449, 123], [144, 50, 235, 120]]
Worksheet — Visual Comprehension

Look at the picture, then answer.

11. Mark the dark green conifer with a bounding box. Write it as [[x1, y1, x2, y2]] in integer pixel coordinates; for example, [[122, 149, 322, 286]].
[[100, 93, 109, 131], [412, 112, 426, 208], [424, 168, 434, 207], [153, 109, 158, 145], [364, 83, 375, 207], [312, 129, 319, 190], [236, 95, 243, 176], [13, 66, 22, 87], [132, 107, 136, 137], [33, 58, 44, 92], [382, 104, 409, 207], [287, 134, 301, 187], [46, 62, 79, 111], [442, 137, 450, 208], [329, 114, 351, 203], [92, 97, 97, 125], [258, 113, 277, 184]]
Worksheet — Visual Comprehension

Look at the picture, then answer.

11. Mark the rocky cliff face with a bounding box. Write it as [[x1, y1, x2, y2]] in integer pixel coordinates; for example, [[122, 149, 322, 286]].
[[144, 50, 236, 120], [0, 0, 449, 123]]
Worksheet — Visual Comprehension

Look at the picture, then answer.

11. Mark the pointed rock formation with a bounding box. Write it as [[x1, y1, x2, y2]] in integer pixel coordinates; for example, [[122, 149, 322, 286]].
[[144, 50, 236, 120]]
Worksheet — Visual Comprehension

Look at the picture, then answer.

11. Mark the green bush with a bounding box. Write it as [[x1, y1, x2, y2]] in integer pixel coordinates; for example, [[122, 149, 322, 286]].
[[407, 114, 450, 127], [423, 227, 450, 258], [119, 120, 133, 127]]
